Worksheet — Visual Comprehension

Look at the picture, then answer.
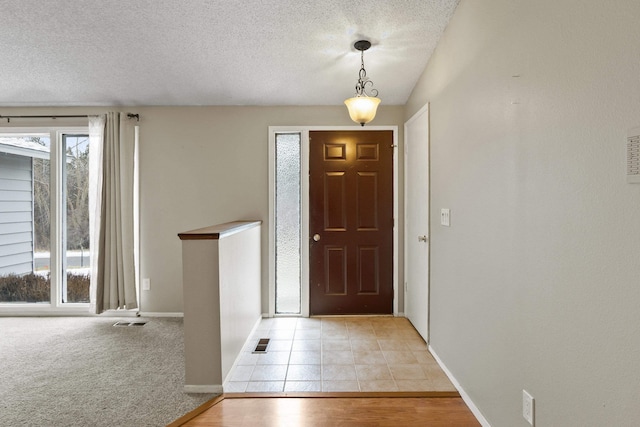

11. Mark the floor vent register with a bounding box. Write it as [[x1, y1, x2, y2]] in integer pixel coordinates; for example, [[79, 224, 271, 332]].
[[252, 338, 270, 353], [113, 320, 148, 327]]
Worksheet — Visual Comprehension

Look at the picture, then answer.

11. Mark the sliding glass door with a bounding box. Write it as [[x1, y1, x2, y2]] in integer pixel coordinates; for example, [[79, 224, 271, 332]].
[[0, 128, 90, 312]]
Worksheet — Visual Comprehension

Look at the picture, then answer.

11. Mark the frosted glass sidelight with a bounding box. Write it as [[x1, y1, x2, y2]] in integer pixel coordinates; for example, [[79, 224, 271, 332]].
[[275, 133, 301, 314]]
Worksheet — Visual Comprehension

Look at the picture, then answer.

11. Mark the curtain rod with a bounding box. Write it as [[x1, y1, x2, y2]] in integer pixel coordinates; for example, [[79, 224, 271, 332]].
[[0, 113, 140, 123]]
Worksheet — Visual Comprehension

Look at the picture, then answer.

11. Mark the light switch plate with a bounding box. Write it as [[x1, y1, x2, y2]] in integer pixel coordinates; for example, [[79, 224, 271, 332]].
[[627, 126, 640, 183], [523, 389, 534, 425], [440, 209, 450, 226]]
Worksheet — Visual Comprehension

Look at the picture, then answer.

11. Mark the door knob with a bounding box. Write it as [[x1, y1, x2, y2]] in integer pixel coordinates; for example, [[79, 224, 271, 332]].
[[418, 235, 428, 242], [313, 234, 321, 242]]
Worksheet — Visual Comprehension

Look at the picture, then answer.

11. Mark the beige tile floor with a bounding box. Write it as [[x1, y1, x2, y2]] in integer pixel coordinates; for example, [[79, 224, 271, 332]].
[[223, 316, 457, 393]]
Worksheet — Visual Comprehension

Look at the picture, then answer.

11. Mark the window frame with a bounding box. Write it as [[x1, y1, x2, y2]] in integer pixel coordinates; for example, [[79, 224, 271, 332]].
[[0, 126, 90, 315]]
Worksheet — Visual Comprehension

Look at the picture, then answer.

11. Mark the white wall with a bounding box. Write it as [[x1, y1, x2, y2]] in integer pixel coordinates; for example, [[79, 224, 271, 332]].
[[218, 224, 262, 381], [137, 106, 405, 314], [406, 0, 640, 425], [181, 221, 262, 391], [0, 105, 405, 315]]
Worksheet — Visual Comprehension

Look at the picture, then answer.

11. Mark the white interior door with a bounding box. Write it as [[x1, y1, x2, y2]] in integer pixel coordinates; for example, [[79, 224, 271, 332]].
[[404, 104, 430, 341]]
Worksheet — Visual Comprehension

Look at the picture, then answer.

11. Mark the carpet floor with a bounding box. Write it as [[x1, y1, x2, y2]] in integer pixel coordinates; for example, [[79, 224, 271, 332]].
[[0, 316, 216, 427]]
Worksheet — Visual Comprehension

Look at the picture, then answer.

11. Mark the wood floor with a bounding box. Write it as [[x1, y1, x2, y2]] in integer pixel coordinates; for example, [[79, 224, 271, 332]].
[[171, 393, 481, 427]]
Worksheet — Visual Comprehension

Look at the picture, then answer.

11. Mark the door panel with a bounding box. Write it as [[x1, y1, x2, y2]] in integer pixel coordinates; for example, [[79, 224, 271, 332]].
[[326, 246, 347, 295], [324, 172, 346, 230], [309, 130, 393, 315], [357, 172, 378, 229], [404, 105, 430, 341]]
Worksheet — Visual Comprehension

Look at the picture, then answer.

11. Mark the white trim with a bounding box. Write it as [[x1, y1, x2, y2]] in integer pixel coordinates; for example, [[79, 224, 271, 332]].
[[429, 345, 491, 427], [0, 306, 91, 316], [405, 103, 431, 128], [392, 128, 399, 316], [268, 126, 399, 318], [267, 132, 276, 317], [0, 306, 141, 317], [133, 125, 141, 312], [268, 130, 306, 317], [184, 385, 223, 394], [98, 309, 139, 317], [403, 102, 431, 342], [138, 312, 184, 318], [51, 130, 63, 307], [300, 131, 310, 318]]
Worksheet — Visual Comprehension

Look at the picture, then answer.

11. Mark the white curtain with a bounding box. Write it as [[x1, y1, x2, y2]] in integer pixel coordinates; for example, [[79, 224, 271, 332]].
[[88, 112, 138, 314]]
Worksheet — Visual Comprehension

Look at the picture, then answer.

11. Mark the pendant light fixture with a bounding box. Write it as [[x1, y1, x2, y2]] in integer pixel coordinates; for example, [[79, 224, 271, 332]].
[[344, 40, 381, 126]]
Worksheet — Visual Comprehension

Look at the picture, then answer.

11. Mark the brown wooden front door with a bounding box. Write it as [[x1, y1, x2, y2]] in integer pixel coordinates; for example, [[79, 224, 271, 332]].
[[309, 130, 394, 315]]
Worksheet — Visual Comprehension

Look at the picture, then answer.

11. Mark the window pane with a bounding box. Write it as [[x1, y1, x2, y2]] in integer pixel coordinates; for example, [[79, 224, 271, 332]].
[[275, 133, 301, 314], [0, 136, 51, 303], [63, 135, 90, 303]]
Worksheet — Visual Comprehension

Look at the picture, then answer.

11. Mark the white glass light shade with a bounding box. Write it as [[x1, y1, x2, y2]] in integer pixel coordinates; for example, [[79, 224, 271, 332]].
[[344, 96, 381, 126]]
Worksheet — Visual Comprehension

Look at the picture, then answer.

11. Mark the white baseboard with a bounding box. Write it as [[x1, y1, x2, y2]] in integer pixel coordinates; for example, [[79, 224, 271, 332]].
[[223, 315, 263, 385], [0, 310, 90, 317], [261, 313, 405, 319], [138, 312, 184, 318], [99, 309, 139, 317], [184, 384, 223, 394], [428, 345, 491, 427]]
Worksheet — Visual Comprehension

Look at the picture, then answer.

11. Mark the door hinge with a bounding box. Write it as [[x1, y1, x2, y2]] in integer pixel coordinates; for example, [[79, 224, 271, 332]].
[[391, 144, 398, 148]]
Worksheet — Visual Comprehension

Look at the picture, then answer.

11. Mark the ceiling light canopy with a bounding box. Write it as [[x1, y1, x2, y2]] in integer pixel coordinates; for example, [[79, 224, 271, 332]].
[[344, 40, 381, 126]]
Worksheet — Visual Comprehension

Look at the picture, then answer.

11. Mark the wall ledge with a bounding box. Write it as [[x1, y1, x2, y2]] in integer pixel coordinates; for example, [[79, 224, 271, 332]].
[[178, 221, 261, 240]]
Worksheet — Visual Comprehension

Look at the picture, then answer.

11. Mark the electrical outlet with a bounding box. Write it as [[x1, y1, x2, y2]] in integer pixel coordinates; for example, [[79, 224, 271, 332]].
[[523, 389, 534, 426], [440, 208, 450, 226], [142, 278, 150, 291]]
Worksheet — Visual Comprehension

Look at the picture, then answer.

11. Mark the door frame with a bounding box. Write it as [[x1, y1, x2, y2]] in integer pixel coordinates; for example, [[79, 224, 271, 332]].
[[268, 126, 399, 318], [403, 103, 430, 342]]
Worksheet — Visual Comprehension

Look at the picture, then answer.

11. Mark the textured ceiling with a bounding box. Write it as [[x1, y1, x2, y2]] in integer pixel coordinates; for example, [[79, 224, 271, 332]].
[[0, 0, 459, 107]]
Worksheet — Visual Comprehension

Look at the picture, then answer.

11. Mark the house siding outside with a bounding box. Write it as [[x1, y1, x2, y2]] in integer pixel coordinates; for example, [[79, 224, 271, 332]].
[[0, 152, 34, 276]]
